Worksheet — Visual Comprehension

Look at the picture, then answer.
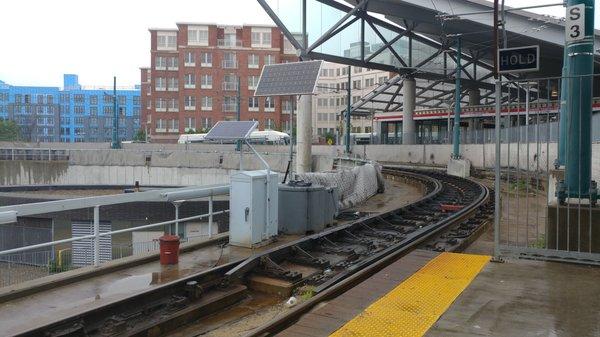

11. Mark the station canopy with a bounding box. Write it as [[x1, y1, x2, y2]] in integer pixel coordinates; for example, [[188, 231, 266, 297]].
[[258, 0, 600, 114]]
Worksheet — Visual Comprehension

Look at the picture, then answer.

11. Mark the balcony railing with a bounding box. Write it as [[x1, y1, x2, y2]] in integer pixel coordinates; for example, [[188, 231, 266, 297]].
[[221, 60, 238, 69], [217, 39, 243, 48]]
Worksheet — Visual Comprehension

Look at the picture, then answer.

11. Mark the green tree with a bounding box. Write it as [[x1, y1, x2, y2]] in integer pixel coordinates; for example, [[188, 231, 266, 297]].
[[0, 120, 21, 141], [132, 128, 146, 141]]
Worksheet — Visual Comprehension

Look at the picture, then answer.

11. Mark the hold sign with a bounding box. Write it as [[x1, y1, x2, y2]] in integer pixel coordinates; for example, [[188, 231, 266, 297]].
[[497, 45, 540, 73], [566, 4, 585, 42]]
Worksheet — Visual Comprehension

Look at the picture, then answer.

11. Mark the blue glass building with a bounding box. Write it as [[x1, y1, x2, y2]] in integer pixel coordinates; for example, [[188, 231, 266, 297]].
[[0, 74, 140, 142]]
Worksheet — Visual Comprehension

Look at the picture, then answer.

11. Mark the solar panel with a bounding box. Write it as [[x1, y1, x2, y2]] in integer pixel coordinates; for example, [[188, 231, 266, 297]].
[[254, 60, 323, 96], [204, 121, 258, 140]]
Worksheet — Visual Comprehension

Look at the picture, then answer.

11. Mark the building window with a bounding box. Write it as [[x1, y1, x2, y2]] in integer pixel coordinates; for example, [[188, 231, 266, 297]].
[[188, 25, 209, 46], [184, 51, 195, 66], [201, 52, 212, 67], [223, 74, 238, 91], [167, 98, 179, 112], [167, 57, 179, 70], [365, 77, 375, 87], [265, 118, 275, 130], [222, 52, 237, 69], [265, 97, 275, 111], [157, 32, 177, 50], [249, 97, 259, 111], [184, 74, 196, 89], [378, 76, 388, 84], [168, 77, 179, 91], [155, 77, 166, 91], [118, 95, 126, 105], [74, 94, 84, 103], [133, 96, 140, 105], [156, 118, 166, 132], [155, 56, 167, 70], [90, 95, 98, 105], [251, 28, 272, 48], [353, 67, 362, 74], [352, 95, 360, 103], [248, 75, 259, 90], [168, 119, 179, 132], [201, 96, 212, 111], [264, 54, 275, 66], [184, 96, 196, 110], [201, 117, 212, 130], [74, 106, 85, 114], [353, 80, 361, 90], [185, 117, 196, 131], [201, 74, 212, 89], [103, 106, 114, 114], [223, 97, 237, 112], [156, 98, 166, 112], [90, 106, 98, 115], [248, 54, 259, 68]]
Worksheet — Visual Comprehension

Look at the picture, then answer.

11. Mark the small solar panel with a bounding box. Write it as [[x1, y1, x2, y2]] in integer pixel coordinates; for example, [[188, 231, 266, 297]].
[[205, 121, 258, 140], [254, 60, 323, 96]]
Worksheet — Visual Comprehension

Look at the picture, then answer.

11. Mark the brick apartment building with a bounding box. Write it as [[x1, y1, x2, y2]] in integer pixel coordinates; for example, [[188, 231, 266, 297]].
[[141, 23, 297, 143]]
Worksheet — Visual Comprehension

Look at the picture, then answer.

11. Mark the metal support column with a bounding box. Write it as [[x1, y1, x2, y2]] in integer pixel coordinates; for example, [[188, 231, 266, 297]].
[[236, 76, 242, 152], [560, 0, 597, 203], [402, 77, 416, 144], [453, 36, 462, 158], [297, 94, 313, 173]]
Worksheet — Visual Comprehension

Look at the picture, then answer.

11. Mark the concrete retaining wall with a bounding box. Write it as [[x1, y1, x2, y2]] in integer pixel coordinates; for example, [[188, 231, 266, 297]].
[[3, 142, 599, 186]]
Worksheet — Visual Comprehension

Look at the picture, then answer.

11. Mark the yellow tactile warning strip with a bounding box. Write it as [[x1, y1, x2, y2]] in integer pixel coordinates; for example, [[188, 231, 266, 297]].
[[330, 252, 490, 337]]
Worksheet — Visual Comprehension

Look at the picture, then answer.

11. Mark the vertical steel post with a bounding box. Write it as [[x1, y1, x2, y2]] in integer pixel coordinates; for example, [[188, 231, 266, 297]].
[[558, 47, 569, 167], [346, 65, 351, 154], [564, 0, 595, 201], [174, 202, 181, 237], [494, 80, 502, 258], [208, 195, 213, 238], [453, 36, 462, 158], [93, 206, 100, 267]]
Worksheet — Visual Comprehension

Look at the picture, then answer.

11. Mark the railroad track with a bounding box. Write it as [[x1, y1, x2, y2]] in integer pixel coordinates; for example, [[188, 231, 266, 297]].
[[20, 168, 490, 337]]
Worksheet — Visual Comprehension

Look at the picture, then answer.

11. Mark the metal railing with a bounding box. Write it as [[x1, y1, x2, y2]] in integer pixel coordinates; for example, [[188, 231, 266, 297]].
[[0, 185, 230, 287], [0, 148, 69, 161]]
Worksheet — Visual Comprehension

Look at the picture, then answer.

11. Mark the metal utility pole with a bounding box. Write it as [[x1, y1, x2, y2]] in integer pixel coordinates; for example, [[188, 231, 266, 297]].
[[493, 0, 499, 78], [345, 65, 351, 154], [559, 0, 597, 203], [111, 76, 121, 149], [452, 36, 462, 158]]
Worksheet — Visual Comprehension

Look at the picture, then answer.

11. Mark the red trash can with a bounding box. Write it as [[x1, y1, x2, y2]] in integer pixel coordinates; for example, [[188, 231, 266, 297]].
[[159, 235, 180, 265]]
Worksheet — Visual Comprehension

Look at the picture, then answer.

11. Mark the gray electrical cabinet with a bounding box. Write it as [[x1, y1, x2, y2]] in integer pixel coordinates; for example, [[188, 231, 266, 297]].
[[229, 170, 279, 247], [278, 183, 338, 234]]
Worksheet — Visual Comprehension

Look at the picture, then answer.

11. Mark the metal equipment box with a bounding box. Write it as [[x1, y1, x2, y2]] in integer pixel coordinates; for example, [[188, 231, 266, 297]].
[[229, 170, 279, 248], [278, 183, 338, 235]]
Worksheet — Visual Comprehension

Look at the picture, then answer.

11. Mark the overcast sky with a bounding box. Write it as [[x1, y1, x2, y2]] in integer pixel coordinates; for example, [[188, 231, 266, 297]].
[[0, 0, 597, 88]]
